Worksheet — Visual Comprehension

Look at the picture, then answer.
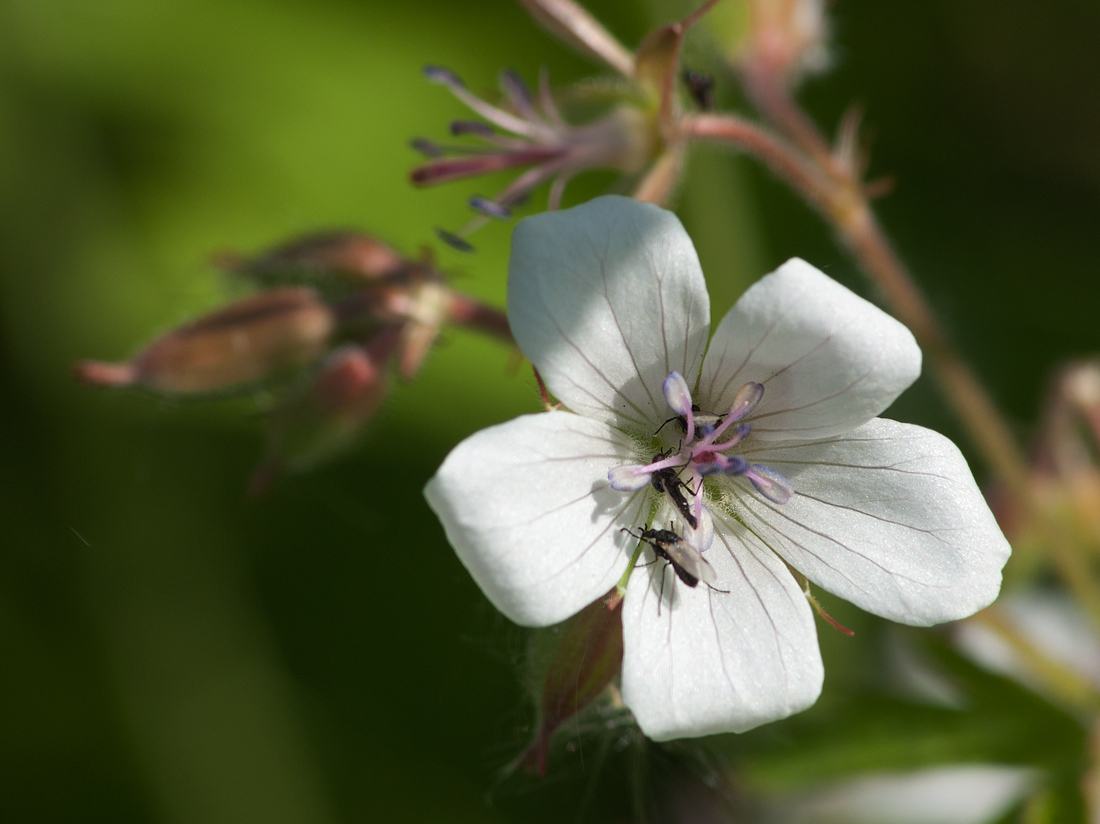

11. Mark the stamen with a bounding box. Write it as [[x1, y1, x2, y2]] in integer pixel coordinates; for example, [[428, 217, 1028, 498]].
[[423, 65, 465, 89], [538, 67, 565, 126], [694, 453, 748, 477], [662, 371, 695, 443], [608, 464, 652, 492], [500, 68, 538, 120], [547, 172, 575, 211], [469, 196, 512, 219], [706, 423, 751, 452], [695, 382, 762, 448], [662, 371, 693, 416], [486, 159, 567, 211], [410, 138, 445, 158], [637, 453, 685, 475], [425, 66, 550, 139], [435, 228, 474, 252], [411, 148, 564, 186], [450, 120, 496, 137], [745, 464, 793, 504], [728, 381, 765, 422], [721, 455, 750, 476]]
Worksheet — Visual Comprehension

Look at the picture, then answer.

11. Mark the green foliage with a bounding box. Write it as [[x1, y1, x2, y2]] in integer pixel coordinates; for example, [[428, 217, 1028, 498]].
[[2, 0, 1099, 821]]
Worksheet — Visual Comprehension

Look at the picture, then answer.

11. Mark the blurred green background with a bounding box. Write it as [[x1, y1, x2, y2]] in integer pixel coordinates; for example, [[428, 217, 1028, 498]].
[[1, 0, 1098, 821]]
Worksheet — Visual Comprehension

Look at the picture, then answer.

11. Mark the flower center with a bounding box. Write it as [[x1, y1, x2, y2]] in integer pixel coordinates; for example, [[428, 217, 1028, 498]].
[[607, 371, 794, 527]]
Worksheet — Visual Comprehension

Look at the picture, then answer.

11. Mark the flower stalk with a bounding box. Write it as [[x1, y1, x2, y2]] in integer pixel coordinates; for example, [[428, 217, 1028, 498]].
[[680, 111, 1029, 501], [77, 229, 514, 489], [679, 106, 1100, 633]]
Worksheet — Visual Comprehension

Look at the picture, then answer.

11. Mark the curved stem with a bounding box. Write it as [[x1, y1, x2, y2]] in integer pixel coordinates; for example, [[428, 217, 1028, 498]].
[[445, 291, 515, 344], [680, 112, 831, 211], [681, 110, 1100, 631], [741, 64, 841, 180], [681, 112, 1028, 496]]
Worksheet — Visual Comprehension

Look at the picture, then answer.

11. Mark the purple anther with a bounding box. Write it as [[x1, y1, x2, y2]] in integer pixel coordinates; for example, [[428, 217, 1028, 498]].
[[694, 453, 748, 477], [435, 228, 474, 253], [423, 66, 464, 88], [450, 120, 495, 137], [662, 371, 693, 417], [410, 148, 564, 187], [707, 423, 751, 451], [721, 455, 750, 476], [469, 197, 512, 219], [500, 68, 535, 111], [745, 464, 793, 504], [410, 138, 445, 158], [728, 381, 765, 422]]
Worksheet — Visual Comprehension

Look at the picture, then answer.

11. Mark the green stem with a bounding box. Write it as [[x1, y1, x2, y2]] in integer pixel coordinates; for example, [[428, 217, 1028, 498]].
[[615, 542, 648, 602]]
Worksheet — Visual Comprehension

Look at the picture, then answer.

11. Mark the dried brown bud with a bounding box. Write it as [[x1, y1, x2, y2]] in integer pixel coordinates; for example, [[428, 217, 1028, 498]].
[[249, 343, 389, 494], [215, 231, 409, 289], [75, 287, 334, 394]]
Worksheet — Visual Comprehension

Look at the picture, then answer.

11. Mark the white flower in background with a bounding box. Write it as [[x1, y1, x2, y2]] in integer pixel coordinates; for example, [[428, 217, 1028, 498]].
[[777, 765, 1037, 824], [956, 588, 1100, 694], [425, 196, 1010, 741]]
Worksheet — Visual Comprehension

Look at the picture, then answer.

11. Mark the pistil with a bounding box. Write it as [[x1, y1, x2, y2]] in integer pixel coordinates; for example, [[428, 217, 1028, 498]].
[[608, 371, 795, 520]]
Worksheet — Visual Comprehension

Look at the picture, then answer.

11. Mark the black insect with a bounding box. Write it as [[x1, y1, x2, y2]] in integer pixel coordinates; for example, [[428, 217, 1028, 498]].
[[682, 69, 715, 111], [656, 404, 726, 440], [623, 524, 724, 612], [649, 452, 698, 530]]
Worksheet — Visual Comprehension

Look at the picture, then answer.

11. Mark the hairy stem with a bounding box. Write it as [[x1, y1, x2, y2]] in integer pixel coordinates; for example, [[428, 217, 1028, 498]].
[[682, 111, 1027, 494], [681, 110, 1100, 630]]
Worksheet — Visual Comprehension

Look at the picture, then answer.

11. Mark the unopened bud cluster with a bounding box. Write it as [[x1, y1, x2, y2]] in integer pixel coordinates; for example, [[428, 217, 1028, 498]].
[[76, 231, 511, 491]]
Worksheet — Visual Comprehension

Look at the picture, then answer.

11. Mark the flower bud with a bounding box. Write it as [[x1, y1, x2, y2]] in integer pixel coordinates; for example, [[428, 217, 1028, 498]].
[[75, 287, 334, 394], [215, 231, 410, 290], [709, 0, 829, 85], [249, 343, 388, 494], [516, 595, 623, 776]]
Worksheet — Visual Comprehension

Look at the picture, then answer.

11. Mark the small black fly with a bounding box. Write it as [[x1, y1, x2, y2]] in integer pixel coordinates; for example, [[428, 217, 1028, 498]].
[[623, 524, 725, 612], [648, 451, 698, 529], [682, 69, 715, 111]]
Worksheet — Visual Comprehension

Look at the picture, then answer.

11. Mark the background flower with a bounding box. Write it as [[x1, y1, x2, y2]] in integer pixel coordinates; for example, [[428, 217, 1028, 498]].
[[427, 196, 1010, 740]]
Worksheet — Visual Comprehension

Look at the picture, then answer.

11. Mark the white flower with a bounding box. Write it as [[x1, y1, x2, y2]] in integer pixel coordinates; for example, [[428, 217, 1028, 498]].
[[956, 588, 1100, 694], [778, 765, 1036, 824], [425, 196, 1010, 741]]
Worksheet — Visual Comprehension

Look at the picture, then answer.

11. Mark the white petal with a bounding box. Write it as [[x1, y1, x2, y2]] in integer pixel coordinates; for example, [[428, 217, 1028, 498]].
[[621, 511, 823, 740], [733, 419, 1010, 625], [424, 411, 646, 627], [508, 196, 710, 430], [608, 464, 652, 492], [955, 589, 1100, 691], [699, 258, 921, 440], [784, 765, 1036, 824]]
